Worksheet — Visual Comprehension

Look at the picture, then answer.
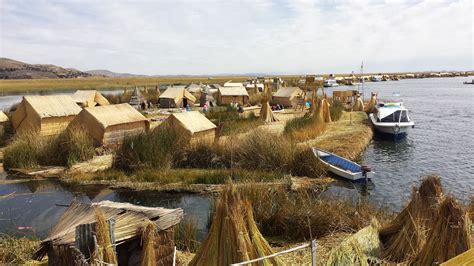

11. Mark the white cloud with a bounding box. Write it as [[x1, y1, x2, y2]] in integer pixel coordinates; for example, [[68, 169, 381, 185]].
[[0, 0, 472, 75]]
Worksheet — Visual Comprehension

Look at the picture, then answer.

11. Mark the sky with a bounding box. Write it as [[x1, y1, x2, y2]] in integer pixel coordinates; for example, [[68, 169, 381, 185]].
[[0, 0, 472, 75]]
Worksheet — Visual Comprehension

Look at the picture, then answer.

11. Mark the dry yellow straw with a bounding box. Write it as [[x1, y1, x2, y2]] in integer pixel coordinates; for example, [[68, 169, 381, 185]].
[[140, 220, 158, 266], [93, 207, 117, 265]]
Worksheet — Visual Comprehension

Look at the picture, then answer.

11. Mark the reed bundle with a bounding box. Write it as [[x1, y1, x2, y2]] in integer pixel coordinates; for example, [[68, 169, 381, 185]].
[[92, 207, 117, 265], [190, 183, 282, 266], [379, 176, 443, 262], [353, 96, 364, 111], [259, 86, 277, 123], [364, 93, 377, 113], [412, 196, 472, 265], [140, 221, 157, 266]]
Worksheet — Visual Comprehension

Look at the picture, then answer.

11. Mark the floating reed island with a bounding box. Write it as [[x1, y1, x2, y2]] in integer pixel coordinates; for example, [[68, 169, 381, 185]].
[[0, 77, 472, 265]]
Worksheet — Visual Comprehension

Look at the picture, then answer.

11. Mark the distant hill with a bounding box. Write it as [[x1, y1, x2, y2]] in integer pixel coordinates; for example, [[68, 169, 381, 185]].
[[85, 69, 143, 77], [0, 58, 92, 79]]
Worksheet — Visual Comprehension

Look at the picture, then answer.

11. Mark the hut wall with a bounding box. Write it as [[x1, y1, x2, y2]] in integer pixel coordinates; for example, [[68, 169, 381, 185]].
[[40, 116, 76, 136], [12, 101, 42, 134], [218, 95, 249, 106], [71, 112, 106, 145], [190, 129, 216, 144], [159, 98, 176, 108], [272, 96, 293, 107], [102, 121, 149, 146]]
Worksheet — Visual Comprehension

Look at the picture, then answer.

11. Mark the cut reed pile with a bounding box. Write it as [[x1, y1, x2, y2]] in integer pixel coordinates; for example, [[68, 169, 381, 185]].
[[411, 196, 472, 265], [364, 93, 377, 113], [353, 96, 364, 111], [0, 235, 42, 264], [326, 219, 381, 265], [190, 183, 282, 265], [379, 176, 444, 262]]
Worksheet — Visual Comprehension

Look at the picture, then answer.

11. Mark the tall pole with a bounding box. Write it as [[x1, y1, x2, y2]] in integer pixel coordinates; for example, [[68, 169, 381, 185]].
[[361, 61, 365, 101]]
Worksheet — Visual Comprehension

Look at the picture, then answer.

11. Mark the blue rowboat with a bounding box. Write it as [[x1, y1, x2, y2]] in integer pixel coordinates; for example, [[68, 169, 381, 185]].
[[312, 148, 373, 182]]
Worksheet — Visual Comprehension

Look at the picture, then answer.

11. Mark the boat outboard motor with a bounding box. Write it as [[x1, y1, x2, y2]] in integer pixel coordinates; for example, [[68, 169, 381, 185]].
[[361, 165, 372, 184]]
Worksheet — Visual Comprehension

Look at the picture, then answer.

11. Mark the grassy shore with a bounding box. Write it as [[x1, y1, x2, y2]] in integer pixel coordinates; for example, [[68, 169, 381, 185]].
[[0, 76, 255, 93]]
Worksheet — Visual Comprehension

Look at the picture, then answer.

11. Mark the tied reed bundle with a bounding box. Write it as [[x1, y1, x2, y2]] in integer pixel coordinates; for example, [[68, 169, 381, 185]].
[[379, 176, 443, 262], [364, 93, 377, 114], [140, 221, 158, 266], [412, 196, 472, 265], [92, 207, 117, 265], [190, 183, 282, 266], [353, 96, 364, 111]]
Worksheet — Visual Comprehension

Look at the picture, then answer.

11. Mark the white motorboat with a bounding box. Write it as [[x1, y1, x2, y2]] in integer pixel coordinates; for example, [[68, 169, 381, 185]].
[[323, 79, 339, 87], [369, 102, 414, 138]]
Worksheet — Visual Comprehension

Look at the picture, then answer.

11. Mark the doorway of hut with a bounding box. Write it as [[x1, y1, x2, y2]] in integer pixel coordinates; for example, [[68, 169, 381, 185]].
[[183, 97, 188, 107]]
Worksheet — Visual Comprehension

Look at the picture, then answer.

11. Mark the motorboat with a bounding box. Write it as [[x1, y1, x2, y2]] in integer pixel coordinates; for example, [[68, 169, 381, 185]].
[[369, 102, 414, 138], [323, 79, 339, 87], [312, 148, 373, 182], [463, 79, 474, 84]]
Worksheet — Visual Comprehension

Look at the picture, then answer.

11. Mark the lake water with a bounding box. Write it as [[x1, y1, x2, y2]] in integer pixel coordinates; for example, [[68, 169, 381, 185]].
[[0, 76, 473, 238], [324, 76, 474, 210]]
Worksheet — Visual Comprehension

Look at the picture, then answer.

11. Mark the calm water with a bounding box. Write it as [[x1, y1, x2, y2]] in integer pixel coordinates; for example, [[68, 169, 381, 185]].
[[0, 177, 212, 239], [324, 76, 474, 210], [0, 76, 473, 237]]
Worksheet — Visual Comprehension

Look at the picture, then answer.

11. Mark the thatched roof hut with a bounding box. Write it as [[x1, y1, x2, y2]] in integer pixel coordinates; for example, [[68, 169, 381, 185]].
[[216, 86, 249, 106], [272, 87, 303, 107], [71, 103, 149, 146], [11, 95, 82, 136], [0, 111, 8, 123], [33, 200, 183, 266], [163, 111, 216, 144], [72, 90, 110, 108], [159, 87, 196, 108]]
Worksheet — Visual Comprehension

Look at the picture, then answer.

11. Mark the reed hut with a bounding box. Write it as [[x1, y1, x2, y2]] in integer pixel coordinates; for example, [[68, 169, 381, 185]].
[[158, 87, 196, 108], [129, 87, 147, 109], [71, 103, 150, 146], [272, 87, 303, 107], [162, 111, 216, 144], [72, 90, 110, 108], [33, 201, 183, 266], [216, 86, 249, 106], [11, 95, 82, 136]]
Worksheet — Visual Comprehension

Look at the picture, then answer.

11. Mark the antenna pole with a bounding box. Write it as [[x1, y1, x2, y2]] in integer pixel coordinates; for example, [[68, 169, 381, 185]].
[[361, 61, 365, 101]]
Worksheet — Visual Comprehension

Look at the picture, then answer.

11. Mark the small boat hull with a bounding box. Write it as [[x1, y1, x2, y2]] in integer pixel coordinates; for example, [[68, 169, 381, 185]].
[[369, 113, 414, 139], [312, 148, 373, 182]]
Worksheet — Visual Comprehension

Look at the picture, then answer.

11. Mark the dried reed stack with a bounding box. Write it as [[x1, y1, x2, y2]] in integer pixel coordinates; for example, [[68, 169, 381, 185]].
[[353, 95, 364, 111], [141, 221, 158, 266], [190, 183, 282, 266], [364, 92, 377, 113], [92, 207, 117, 265], [313, 98, 326, 124], [379, 176, 443, 262], [412, 196, 472, 265], [322, 98, 332, 123], [259, 85, 277, 123]]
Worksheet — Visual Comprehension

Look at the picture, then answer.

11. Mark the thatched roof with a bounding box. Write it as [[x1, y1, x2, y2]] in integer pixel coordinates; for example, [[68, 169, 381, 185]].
[[0, 111, 9, 123], [72, 90, 110, 107], [218, 86, 249, 97], [169, 111, 216, 134], [35, 200, 183, 258], [159, 87, 197, 102], [186, 83, 202, 93], [81, 103, 148, 129], [273, 87, 302, 98], [23, 95, 82, 118]]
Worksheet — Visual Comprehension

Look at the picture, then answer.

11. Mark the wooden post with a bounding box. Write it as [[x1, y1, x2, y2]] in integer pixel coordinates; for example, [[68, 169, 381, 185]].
[[311, 239, 317, 266], [75, 223, 95, 258]]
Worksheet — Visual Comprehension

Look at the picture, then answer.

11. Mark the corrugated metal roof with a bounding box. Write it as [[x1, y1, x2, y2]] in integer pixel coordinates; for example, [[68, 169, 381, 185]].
[[218, 86, 249, 96], [170, 111, 216, 134], [273, 87, 302, 98], [23, 95, 82, 118], [83, 103, 148, 128]]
